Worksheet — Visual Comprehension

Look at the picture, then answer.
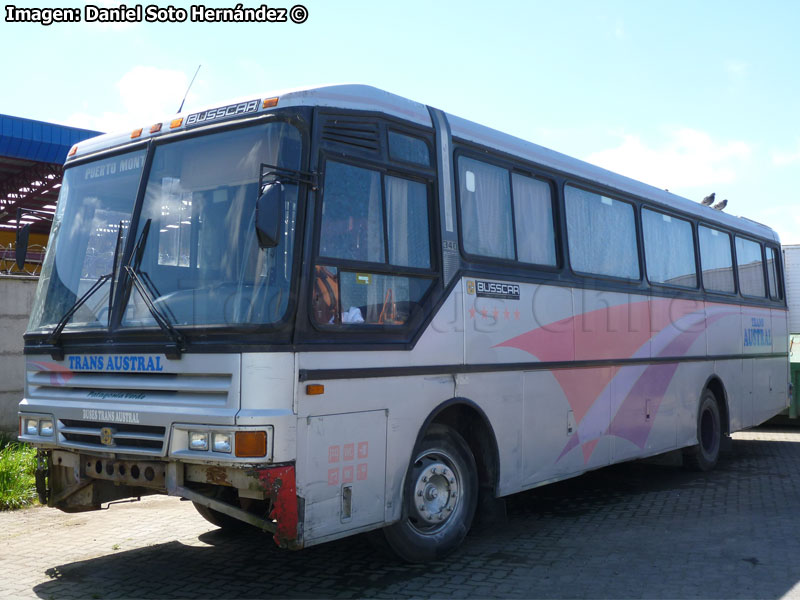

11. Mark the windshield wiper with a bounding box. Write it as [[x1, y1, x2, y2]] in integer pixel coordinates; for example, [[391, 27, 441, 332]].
[[123, 219, 185, 359], [46, 223, 125, 359], [47, 273, 113, 358]]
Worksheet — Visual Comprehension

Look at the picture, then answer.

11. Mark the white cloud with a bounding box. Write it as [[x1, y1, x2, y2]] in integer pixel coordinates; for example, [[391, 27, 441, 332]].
[[614, 19, 625, 40], [724, 60, 749, 78], [770, 212, 800, 245], [65, 66, 193, 133], [772, 141, 800, 166], [585, 128, 752, 190]]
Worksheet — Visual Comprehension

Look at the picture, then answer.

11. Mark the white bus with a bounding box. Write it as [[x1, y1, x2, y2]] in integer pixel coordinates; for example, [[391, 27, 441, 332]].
[[18, 85, 788, 561]]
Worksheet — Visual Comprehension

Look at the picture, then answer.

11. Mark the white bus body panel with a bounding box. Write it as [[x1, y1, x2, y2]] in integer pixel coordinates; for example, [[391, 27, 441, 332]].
[[292, 274, 788, 544], [239, 352, 296, 463], [299, 410, 387, 543]]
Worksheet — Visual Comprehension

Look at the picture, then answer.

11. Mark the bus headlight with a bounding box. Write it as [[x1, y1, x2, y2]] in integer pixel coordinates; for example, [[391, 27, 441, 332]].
[[212, 432, 232, 453], [25, 418, 39, 436], [39, 419, 54, 437], [188, 431, 209, 451]]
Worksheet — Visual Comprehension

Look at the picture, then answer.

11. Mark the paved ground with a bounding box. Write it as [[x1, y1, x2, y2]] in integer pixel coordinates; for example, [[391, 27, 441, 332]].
[[3, 428, 800, 599]]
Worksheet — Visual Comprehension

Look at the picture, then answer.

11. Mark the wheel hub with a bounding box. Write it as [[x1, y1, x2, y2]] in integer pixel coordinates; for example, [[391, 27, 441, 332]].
[[412, 460, 459, 525]]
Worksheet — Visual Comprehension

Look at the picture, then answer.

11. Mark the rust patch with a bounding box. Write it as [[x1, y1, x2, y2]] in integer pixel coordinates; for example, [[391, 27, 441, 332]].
[[257, 465, 299, 548], [203, 466, 230, 486]]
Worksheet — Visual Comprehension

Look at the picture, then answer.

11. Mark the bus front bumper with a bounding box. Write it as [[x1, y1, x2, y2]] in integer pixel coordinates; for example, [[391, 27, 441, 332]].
[[38, 449, 301, 548]]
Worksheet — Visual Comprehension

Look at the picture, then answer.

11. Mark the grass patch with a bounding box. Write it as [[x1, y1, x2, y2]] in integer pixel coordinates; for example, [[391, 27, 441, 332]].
[[0, 434, 38, 510]]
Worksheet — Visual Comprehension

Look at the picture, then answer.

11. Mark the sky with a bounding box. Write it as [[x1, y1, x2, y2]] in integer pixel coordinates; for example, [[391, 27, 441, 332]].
[[2, 0, 799, 242]]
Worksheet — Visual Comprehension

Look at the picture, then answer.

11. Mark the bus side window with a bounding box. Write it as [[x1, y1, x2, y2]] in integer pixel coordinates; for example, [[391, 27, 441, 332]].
[[388, 131, 430, 166], [319, 161, 385, 263], [767, 247, 782, 300], [735, 236, 766, 297], [565, 185, 639, 279], [511, 173, 556, 266], [386, 176, 430, 268], [458, 157, 514, 260], [642, 208, 697, 287], [698, 225, 735, 293], [314, 160, 434, 328]]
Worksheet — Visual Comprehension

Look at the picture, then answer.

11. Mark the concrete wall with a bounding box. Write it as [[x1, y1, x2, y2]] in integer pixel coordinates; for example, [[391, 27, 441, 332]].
[[1, 276, 37, 435]]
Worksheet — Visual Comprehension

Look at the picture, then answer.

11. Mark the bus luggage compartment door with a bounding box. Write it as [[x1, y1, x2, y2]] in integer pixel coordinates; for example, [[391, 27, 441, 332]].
[[300, 410, 387, 544]]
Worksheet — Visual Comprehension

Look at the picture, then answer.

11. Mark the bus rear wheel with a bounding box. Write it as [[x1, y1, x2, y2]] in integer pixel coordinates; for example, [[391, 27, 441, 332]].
[[382, 424, 477, 562], [684, 390, 722, 472]]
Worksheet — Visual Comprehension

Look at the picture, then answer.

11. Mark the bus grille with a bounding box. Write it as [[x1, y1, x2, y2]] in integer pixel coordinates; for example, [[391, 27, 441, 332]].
[[58, 419, 166, 454], [26, 370, 234, 409]]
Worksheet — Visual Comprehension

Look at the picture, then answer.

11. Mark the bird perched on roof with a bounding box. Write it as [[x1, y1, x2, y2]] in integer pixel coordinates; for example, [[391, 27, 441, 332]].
[[712, 199, 728, 211], [701, 192, 715, 206]]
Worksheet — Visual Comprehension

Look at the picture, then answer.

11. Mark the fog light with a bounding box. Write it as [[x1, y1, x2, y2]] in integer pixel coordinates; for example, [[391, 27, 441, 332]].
[[25, 418, 39, 436], [189, 431, 209, 451], [212, 432, 232, 453], [39, 419, 54, 437], [235, 431, 267, 457]]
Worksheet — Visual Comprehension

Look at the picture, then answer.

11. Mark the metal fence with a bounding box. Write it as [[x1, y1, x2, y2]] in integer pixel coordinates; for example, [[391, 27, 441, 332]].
[[0, 242, 45, 276]]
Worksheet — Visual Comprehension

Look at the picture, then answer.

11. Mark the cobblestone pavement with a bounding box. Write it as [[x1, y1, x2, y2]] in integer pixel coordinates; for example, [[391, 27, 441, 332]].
[[3, 428, 800, 599]]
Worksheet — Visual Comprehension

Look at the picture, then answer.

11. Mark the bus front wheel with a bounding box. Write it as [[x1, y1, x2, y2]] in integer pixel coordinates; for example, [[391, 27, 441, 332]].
[[383, 424, 478, 562], [684, 390, 722, 472], [192, 487, 252, 532]]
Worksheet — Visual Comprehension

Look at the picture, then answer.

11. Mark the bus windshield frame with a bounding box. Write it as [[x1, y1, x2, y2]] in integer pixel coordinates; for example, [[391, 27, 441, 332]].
[[27, 116, 307, 345]]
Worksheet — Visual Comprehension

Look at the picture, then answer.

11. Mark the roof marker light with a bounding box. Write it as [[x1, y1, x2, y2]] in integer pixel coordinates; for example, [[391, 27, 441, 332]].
[[170, 118, 183, 129], [131, 128, 143, 139], [262, 97, 278, 109], [150, 123, 163, 133], [68, 145, 78, 157]]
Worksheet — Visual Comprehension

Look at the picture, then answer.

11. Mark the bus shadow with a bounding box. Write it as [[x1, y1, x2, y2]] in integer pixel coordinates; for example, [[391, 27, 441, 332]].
[[32, 436, 800, 599]]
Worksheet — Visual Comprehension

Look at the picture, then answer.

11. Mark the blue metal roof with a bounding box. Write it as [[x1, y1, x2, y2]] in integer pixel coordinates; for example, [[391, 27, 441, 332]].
[[0, 114, 101, 164]]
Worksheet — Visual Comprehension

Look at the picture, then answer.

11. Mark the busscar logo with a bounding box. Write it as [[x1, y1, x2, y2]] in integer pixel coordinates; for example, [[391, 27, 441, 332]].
[[475, 280, 520, 300], [185, 99, 260, 127]]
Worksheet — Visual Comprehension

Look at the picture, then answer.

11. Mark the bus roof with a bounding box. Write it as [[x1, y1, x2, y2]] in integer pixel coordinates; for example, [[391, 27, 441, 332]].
[[68, 83, 778, 243]]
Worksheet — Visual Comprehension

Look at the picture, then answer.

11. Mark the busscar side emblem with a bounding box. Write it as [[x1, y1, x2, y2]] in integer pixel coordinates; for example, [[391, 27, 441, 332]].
[[100, 427, 115, 446]]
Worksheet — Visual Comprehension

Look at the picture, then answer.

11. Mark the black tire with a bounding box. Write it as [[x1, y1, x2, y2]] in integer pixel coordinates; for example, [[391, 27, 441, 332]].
[[192, 487, 251, 532], [382, 424, 478, 562], [684, 390, 722, 472]]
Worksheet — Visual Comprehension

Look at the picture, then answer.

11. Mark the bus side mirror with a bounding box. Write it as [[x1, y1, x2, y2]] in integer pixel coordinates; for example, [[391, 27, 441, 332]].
[[15, 223, 30, 271], [255, 181, 286, 248]]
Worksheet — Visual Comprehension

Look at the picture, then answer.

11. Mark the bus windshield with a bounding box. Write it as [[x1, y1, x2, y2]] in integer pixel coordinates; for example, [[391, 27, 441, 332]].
[[29, 121, 303, 334]]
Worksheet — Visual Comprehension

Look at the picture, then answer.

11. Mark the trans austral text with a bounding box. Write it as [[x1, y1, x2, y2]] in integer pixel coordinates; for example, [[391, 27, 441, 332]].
[[4, 4, 309, 25]]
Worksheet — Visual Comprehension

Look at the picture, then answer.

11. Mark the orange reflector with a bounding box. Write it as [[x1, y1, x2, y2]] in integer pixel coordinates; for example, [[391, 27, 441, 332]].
[[306, 384, 325, 395], [170, 118, 183, 129], [131, 128, 143, 139], [262, 97, 278, 109], [150, 123, 163, 133], [67, 145, 78, 157], [235, 431, 267, 457]]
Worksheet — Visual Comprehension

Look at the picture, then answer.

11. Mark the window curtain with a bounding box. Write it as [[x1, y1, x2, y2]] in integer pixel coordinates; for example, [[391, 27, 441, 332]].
[[459, 158, 514, 259], [385, 176, 430, 268], [511, 174, 556, 265], [565, 186, 639, 279]]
